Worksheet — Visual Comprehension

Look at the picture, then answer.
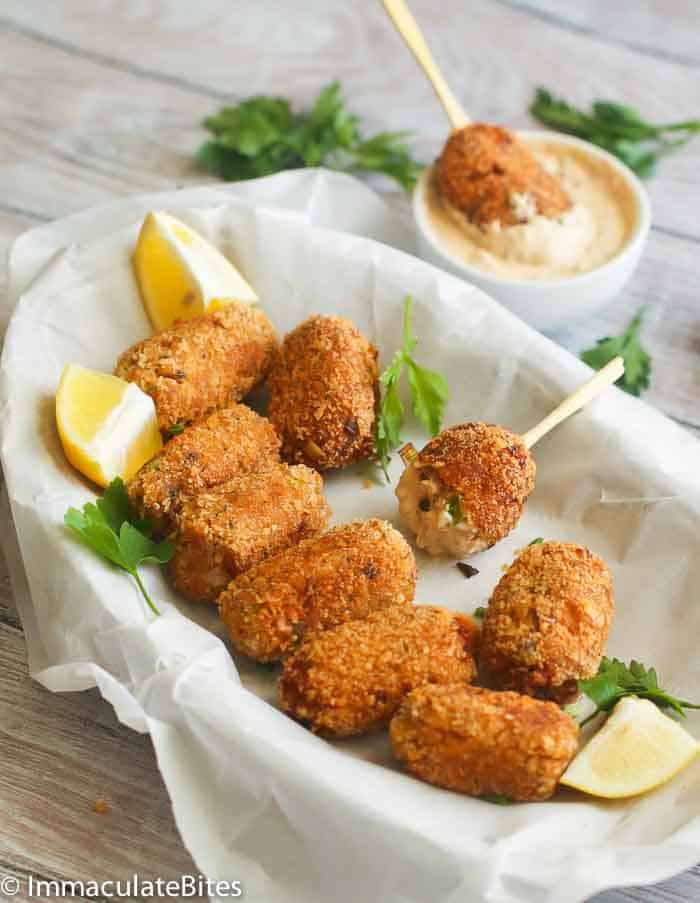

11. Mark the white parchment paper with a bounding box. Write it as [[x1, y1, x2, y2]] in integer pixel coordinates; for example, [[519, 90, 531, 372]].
[[2, 169, 700, 903]]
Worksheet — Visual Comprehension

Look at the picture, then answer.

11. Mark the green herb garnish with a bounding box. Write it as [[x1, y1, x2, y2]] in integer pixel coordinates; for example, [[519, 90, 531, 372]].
[[198, 82, 423, 192], [64, 478, 173, 616], [530, 88, 700, 177], [166, 422, 186, 435], [581, 308, 651, 397], [447, 494, 463, 525], [578, 657, 700, 726], [473, 606, 487, 619], [528, 537, 544, 546], [481, 793, 513, 805], [374, 296, 449, 480]]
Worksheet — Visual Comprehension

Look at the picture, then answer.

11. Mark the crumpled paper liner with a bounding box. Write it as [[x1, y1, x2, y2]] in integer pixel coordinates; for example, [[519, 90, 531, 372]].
[[2, 169, 700, 903]]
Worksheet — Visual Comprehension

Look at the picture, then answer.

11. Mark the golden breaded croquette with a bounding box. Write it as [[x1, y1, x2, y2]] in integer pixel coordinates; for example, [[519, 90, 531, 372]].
[[396, 422, 536, 558], [115, 303, 277, 431], [170, 464, 330, 603], [480, 541, 614, 703], [267, 315, 378, 470], [219, 519, 417, 662], [436, 124, 572, 227], [279, 605, 478, 737], [127, 404, 281, 534], [390, 684, 579, 802]]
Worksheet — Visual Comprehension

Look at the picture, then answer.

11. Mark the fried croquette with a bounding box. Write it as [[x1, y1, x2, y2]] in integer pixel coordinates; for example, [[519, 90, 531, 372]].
[[480, 540, 614, 702], [115, 303, 277, 431], [267, 315, 378, 470], [127, 404, 281, 533], [396, 422, 535, 558], [279, 605, 478, 737], [390, 684, 579, 802], [169, 464, 330, 603], [436, 124, 572, 227], [219, 519, 417, 661]]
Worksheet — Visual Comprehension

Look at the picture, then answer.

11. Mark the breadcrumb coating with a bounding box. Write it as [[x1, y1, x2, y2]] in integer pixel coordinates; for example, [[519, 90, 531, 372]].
[[169, 464, 330, 603], [436, 124, 572, 227], [220, 519, 417, 661], [480, 540, 614, 702], [267, 315, 378, 470], [396, 422, 535, 555], [390, 684, 579, 802], [279, 605, 478, 737], [115, 303, 278, 431], [127, 404, 280, 533]]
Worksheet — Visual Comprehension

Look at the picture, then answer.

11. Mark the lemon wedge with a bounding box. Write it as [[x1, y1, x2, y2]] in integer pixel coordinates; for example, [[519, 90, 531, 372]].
[[133, 211, 258, 331], [560, 696, 699, 799], [56, 364, 162, 487]]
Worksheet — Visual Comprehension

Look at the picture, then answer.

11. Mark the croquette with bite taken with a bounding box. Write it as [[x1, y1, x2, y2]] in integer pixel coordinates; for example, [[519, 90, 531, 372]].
[[396, 422, 535, 558]]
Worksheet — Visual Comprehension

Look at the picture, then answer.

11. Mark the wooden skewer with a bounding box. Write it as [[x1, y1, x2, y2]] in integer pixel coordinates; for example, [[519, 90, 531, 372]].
[[521, 356, 625, 450], [381, 0, 470, 131]]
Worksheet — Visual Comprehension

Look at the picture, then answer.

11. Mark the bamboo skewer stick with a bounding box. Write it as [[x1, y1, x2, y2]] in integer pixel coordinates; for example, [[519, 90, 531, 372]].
[[521, 356, 625, 450], [381, 0, 470, 131]]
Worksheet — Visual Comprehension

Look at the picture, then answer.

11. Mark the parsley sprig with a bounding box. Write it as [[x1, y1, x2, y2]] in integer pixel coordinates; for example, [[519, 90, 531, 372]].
[[581, 308, 651, 397], [579, 657, 700, 726], [530, 89, 700, 177], [198, 82, 423, 192], [374, 297, 449, 480], [64, 478, 173, 616]]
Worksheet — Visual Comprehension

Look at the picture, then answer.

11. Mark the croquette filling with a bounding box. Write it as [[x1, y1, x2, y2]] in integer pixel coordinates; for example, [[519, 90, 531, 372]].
[[396, 462, 489, 558]]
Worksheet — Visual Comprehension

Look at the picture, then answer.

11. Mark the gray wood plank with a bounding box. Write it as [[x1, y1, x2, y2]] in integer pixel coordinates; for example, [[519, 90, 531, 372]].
[[1, 1, 699, 239], [0, 614, 201, 896]]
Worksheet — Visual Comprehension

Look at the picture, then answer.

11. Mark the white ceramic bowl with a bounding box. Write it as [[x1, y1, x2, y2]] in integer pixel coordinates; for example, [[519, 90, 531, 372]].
[[413, 130, 652, 333]]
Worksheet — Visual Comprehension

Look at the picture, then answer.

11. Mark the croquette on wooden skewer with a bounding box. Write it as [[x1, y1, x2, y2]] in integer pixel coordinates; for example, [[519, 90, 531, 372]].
[[127, 404, 281, 534], [219, 519, 417, 662], [381, 0, 571, 226], [436, 125, 572, 228], [397, 357, 625, 558], [397, 423, 535, 559], [169, 464, 330, 603], [279, 605, 478, 737], [479, 541, 614, 703], [267, 314, 378, 471], [115, 302, 278, 431], [390, 684, 579, 802]]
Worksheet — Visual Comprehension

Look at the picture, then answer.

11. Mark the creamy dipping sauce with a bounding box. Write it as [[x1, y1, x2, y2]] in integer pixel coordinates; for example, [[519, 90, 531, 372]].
[[423, 140, 639, 281]]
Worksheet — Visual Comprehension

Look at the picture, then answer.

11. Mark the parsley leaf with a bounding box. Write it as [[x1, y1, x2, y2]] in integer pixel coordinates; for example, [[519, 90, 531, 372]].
[[473, 605, 487, 619], [166, 422, 186, 436], [64, 478, 173, 616], [446, 494, 463, 525], [579, 657, 700, 726], [481, 793, 513, 805], [198, 82, 423, 192], [373, 297, 450, 480], [581, 308, 651, 397], [530, 88, 700, 177], [528, 537, 544, 546]]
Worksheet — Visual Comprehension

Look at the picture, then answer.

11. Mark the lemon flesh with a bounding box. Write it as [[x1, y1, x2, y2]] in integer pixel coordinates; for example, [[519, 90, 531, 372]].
[[133, 211, 258, 331], [56, 364, 162, 487], [560, 696, 699, 799]]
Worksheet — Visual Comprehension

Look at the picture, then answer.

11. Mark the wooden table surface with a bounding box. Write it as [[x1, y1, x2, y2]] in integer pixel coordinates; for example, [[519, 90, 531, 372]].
[[1, 3, 698, 901]]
